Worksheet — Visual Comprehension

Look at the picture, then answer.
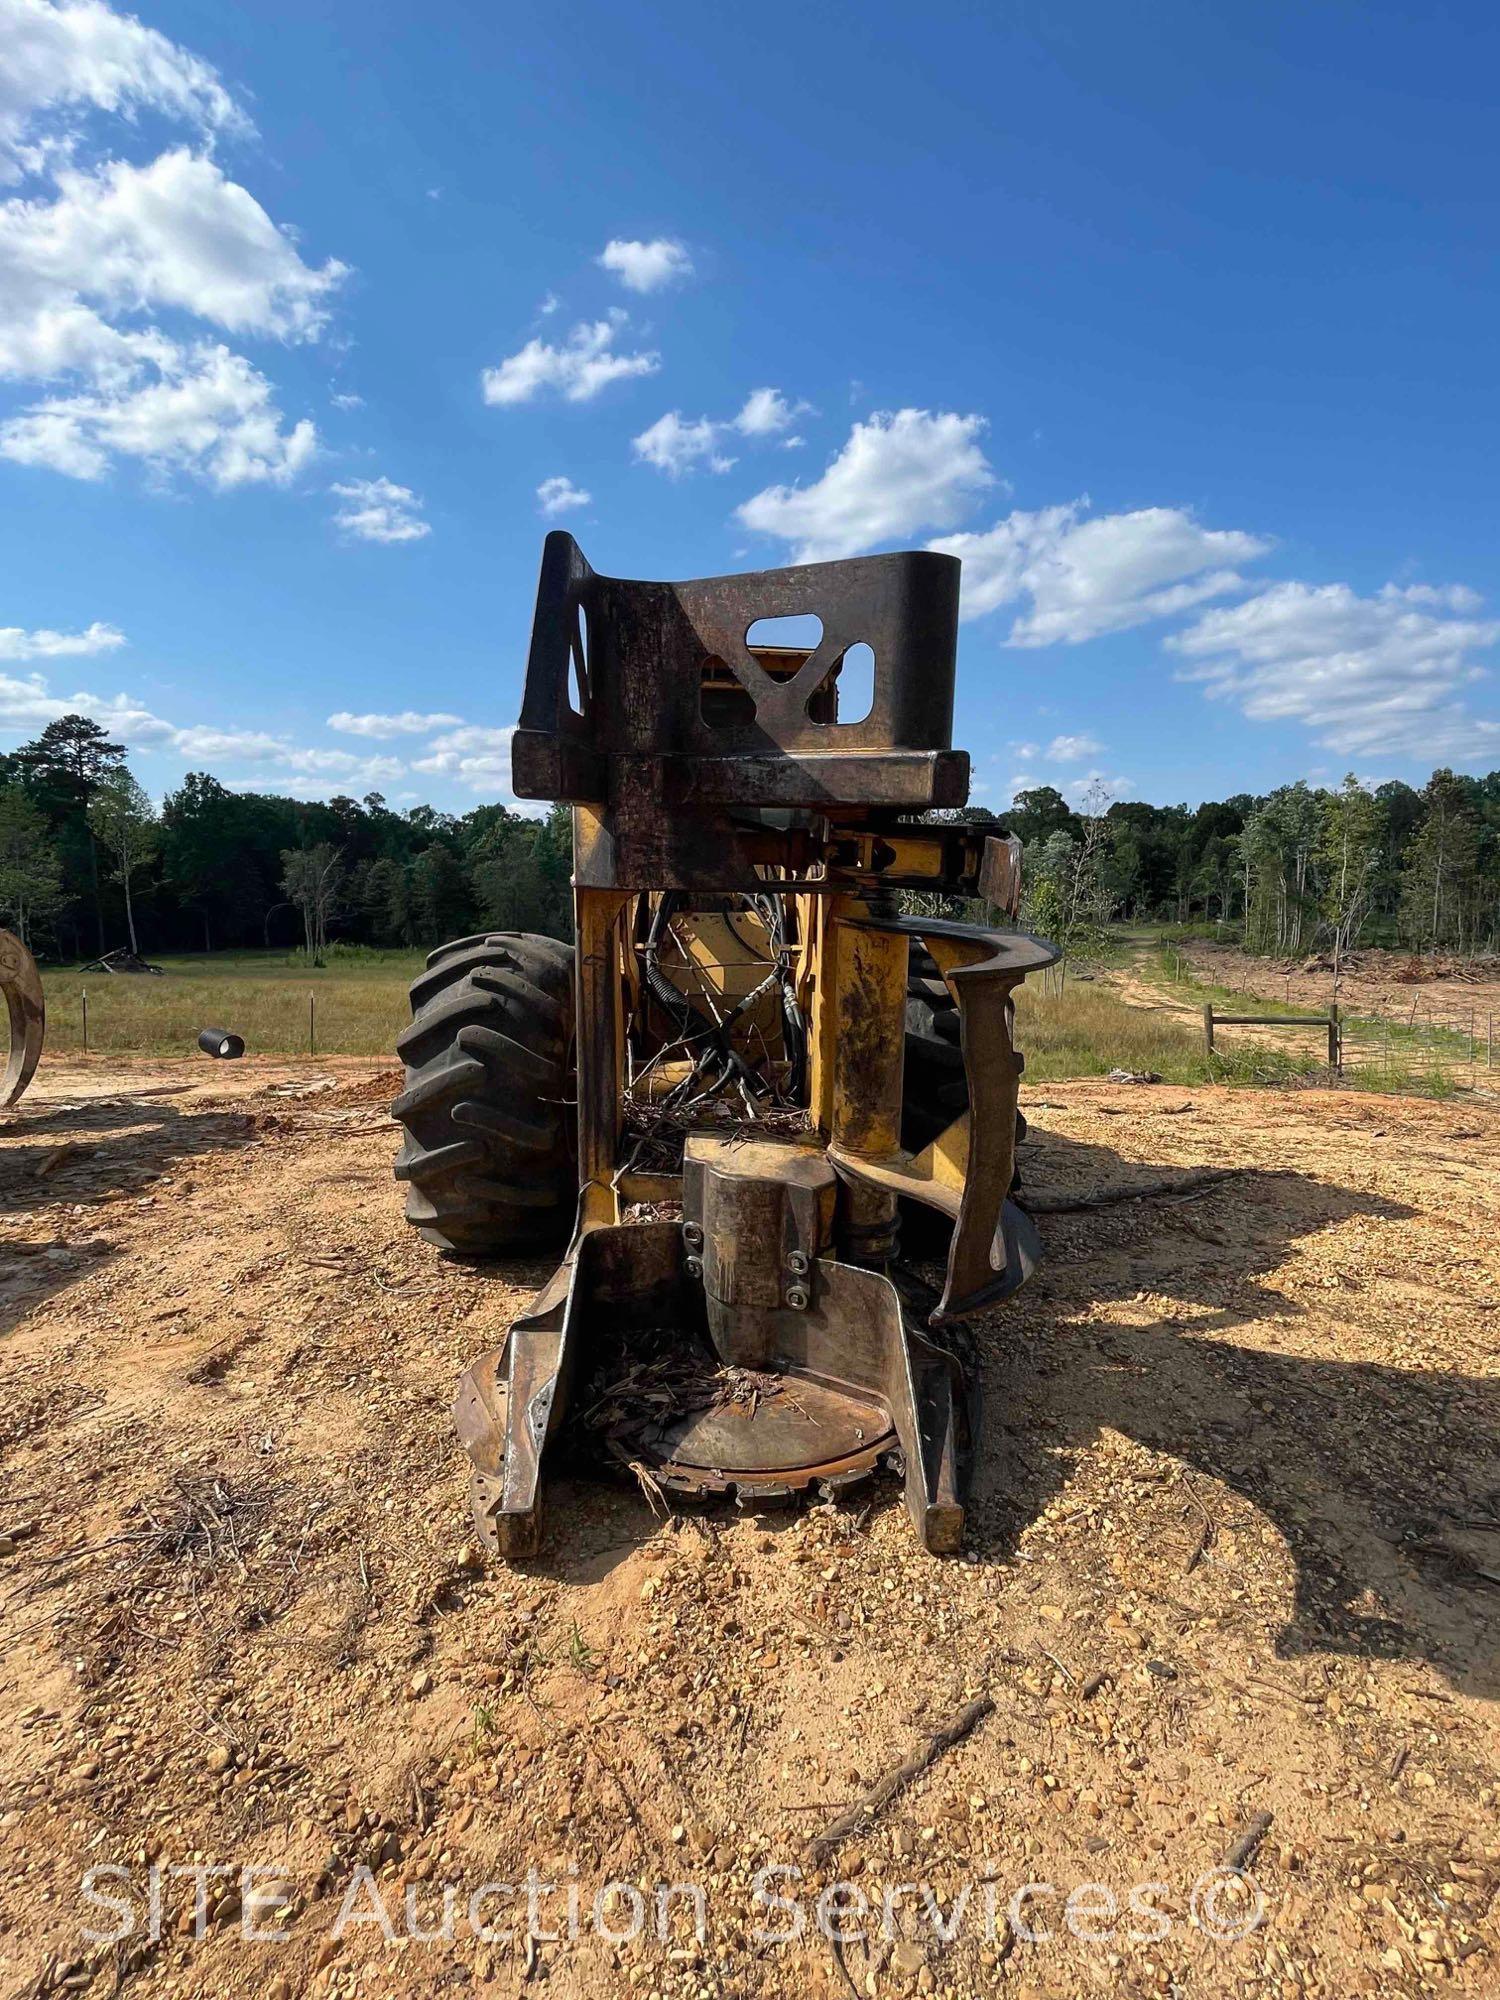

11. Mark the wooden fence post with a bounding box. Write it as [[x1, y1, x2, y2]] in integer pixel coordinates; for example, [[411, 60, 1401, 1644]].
[[82, 987, 88, 1054], [309, 992, 315, 1056], [1203, 1003, 1215, 1054], [1328, 1004, 1341, 1073]]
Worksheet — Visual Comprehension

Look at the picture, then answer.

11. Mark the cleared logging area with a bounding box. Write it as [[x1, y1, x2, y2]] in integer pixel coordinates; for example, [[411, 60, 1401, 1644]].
[[1156, 946, 1498, 1095], [2, 1057, 1496, 1998]]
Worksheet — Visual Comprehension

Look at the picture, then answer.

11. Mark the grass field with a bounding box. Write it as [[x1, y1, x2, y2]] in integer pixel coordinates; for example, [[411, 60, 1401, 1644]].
[[1014, 977, 1318, 1084], [33, 942, 1300, 1083], [38, 948, 424, 1058]]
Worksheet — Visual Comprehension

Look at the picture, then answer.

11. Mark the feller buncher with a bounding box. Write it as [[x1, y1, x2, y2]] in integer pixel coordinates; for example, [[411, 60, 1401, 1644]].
[[392, 536, 1056, 1556]]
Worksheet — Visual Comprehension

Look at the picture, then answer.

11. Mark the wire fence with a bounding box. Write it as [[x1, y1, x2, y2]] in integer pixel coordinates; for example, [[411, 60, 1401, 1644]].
[[1161, 945, 1496, 1086]]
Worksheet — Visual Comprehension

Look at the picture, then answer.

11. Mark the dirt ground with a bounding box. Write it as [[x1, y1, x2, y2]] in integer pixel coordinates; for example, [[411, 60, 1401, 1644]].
[[1170, 944, 1500, 1037], [2, 1056, 1498, 2000]]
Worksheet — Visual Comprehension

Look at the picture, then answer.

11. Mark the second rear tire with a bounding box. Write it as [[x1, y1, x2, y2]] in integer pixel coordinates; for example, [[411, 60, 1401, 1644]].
[[393, 932, 575, 1254]]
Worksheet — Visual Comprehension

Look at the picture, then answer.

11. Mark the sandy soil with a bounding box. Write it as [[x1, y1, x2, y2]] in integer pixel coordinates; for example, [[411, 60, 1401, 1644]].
[[1, 1057, 1497, 2000]]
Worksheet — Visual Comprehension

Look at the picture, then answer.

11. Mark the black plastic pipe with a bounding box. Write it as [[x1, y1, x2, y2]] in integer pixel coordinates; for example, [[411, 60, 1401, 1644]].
[[197, 1027, 244, 1059]]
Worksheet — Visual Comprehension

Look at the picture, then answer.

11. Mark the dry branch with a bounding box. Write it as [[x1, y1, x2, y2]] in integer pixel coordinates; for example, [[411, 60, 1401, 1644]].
[[1221, 1809, 1274, 1871], [806, 1696, 994, 1861]]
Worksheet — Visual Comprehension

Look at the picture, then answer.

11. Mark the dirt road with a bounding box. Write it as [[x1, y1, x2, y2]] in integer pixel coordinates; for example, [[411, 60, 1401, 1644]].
[[2, 1058, 1497, 1998]]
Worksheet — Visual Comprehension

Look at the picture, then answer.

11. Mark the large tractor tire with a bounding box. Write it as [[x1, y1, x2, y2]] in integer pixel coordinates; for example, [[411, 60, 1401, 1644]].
[[393, 932, 576, 1254]]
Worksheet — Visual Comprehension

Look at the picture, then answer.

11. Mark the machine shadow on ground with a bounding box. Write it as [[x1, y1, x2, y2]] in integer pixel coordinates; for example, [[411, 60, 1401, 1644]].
[[970, 1124, 1500, 1700], [481, 1127, 1497, 1701], [0, 1091, 257, 1335]]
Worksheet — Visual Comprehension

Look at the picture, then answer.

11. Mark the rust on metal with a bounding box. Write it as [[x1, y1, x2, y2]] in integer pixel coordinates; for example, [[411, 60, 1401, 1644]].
[[451, 533, 1057, 1557], [0, 929, 45, 1108]]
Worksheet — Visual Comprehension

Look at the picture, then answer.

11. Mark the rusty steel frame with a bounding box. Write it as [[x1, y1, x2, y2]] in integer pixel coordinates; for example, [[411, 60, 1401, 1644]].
[[454, 534, 1057, 1557], [0, 929, 44, 1108]]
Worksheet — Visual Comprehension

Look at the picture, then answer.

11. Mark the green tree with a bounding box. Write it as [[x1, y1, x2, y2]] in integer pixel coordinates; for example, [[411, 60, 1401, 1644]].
[[1400, 769, 1481, 953], [11, 713, 125, 953], [86, 768, 157, 956], [160, 771, 259, 951], [0, 784, 65, 946], [410, 843, 475, 944], [1240, 783, 1320, 956], [280, 844, 344, 964], [361, 856, 414, 945], [1315, 776, 1384, 988]]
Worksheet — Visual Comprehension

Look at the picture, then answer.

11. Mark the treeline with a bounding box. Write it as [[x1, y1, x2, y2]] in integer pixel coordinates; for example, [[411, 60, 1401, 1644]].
[[0, 715, 572, 960], [1, 712, 1497, 964], [1004, 768, 1500, 963]]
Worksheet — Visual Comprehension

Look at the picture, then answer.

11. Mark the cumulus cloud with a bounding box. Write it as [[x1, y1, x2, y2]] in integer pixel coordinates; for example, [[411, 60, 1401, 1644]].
[[734, 387, 810, 437], [536, 474, 590, 516], [737, 409, 993, 563], [1170, 580, 1500, 763], [330, 390, 362, 411], [633, 386, 812, 479], [632, 411, 735, 477], [0, 618, 123, 659], [0, 0, 249, 181], [930, 503, 1270, 641], [1045, 732, 1103, 763], [596, 236, 692, 293], [481, 316, 658, 406], [0, 665, 298, 762], [0, 8, 338, 489], [3, 341, 317, 485], [1063, 769, 1133, 806], [412, 723, 515, 790], [329, 475, 430, 544], [327, 710, 463, 738], [0, 149, 344, 342]]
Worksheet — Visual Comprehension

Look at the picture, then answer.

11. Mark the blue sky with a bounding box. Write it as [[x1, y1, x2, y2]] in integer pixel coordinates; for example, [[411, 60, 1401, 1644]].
[[2, 0, 1497, 814]]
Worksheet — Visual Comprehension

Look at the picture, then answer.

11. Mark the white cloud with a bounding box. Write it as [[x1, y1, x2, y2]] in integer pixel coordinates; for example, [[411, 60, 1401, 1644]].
[[3, 340, 318, 485], [0, 618, 123, 659], [0, 663, 345, 768], [327, 709, 463, 738], [0, 150, 344, 344], [1063, 769, 1133, 806], [0, 0, 249, 181], [734, 386, 809, 437], [413, 723, 515, 791], [632, 411, 734, 477], [481, 316, 658, 406], [0, 650, 423, 796], [329, 475, 430, 544], [736, 409, 993, 563], [330, 390, 362, 410], [537, 290, 560, 316], [219, 755, 403, 797], [1170, 580, 1500, 764], [596, 236, 692, 293], [1045, 732, 1103, 763], [536, 473, 591, 516], [930, 503, 1270, 641], [274, 745, 404, 780], [0, 20, 338, 491], [633, 388, 813, 478]]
